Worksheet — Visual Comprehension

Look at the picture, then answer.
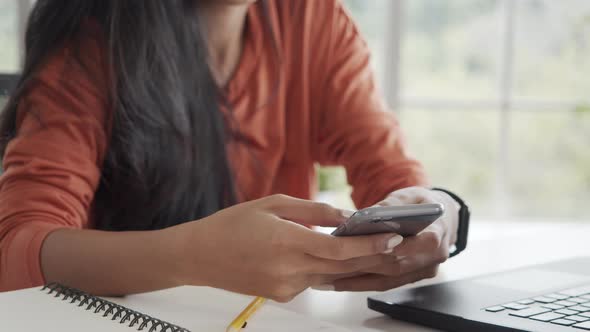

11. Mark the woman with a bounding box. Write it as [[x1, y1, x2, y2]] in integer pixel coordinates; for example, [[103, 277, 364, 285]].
[[0, 0, 463, 301]]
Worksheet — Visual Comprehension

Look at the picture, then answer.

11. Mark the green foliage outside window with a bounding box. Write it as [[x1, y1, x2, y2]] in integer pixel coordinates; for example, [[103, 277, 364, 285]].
[[318, 166, 348, 192], [574, 103, 590, 115]]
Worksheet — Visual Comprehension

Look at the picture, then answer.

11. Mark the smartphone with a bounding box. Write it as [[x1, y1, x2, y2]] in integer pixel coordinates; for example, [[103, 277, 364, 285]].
[[331, 203, 444, 237]]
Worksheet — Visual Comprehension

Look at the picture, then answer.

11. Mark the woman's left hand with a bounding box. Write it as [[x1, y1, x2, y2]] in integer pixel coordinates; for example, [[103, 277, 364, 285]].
[[329, 186, 460, 291]]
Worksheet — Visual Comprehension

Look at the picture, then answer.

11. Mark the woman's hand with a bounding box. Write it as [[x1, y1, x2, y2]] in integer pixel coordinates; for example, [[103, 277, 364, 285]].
[[329, 187, 460, 291], [165, 194, 403, 302]]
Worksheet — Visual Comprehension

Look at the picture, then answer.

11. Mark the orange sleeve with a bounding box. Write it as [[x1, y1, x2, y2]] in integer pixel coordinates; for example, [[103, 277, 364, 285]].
[[0, 36, 109, 291], [311, 1, 428, 208]]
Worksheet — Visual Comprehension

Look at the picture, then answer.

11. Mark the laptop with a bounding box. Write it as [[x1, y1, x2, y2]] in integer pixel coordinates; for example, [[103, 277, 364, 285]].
[[368, 257, 590, 332]]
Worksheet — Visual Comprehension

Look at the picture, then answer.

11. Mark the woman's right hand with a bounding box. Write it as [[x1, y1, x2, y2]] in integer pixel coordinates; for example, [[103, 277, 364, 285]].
[[165, 195, 403, 302]]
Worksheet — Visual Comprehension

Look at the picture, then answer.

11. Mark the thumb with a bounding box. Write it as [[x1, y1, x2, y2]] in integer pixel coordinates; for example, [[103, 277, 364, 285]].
[[261, 195, 353, 227], [386, 187, 431, 205]]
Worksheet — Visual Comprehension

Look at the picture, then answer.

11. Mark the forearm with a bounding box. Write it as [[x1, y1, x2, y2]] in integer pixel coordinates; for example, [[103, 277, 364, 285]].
[[40, 227, 184, 296]]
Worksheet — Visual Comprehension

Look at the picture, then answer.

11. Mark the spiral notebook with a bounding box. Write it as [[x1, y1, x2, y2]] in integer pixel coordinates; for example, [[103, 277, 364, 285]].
[[1, 283, 351, 332]]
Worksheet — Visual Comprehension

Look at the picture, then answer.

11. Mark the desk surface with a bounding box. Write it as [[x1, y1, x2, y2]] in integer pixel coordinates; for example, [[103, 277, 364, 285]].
[[275, 221, 590, 331], [4, 221, 588, 332]]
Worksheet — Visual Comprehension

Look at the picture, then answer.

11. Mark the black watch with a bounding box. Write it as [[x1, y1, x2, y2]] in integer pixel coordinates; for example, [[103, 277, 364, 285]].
[[432, 188, 470, 258]]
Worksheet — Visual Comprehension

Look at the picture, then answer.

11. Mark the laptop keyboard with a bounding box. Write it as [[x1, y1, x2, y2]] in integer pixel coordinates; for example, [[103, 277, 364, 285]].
[[484, 285, 590, 329]]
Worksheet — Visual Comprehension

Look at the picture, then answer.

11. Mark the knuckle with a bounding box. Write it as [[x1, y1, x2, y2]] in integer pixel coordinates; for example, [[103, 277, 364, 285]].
[[265, 194, 290, 206], [436, 254, 448, 265], [436, 248, 450, 264], [426, 266, 439, 279], [270, 284, 293, 301], [423, 232, 442, 251], [273, 296, 293, 303], [273, 193, 290, 200], [270, 283, 301, 303], [376, 280, 394, 292]]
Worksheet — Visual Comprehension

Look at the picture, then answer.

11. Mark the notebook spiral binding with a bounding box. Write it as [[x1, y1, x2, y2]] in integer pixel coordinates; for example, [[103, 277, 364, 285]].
[[41, 283, 190, 332]]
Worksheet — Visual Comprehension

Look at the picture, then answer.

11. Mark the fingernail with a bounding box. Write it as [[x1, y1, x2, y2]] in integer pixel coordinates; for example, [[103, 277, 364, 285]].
[[383, 235, 404, 253], [312, 284, 335, 291], [340, 209, 355, 219]]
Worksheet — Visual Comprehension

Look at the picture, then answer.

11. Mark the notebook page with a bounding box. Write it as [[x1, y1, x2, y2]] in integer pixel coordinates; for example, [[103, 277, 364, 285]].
[[1, 287, 131, 332], [107, 286, 352, 332], [1, 286, 351, 332]]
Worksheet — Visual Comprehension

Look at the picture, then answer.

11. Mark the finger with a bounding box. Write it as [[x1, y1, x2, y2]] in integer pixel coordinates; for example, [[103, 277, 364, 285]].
[[309, 256, 434, 289], [392, 225, 445, 256], [313, 272, 365, 286], [359, 255, 404, 276], [306, 254, 387, 275], [332, 266, 440, 292], [388, 187, 433, 205], [289, 229, 404, 260], [361, 254, 441, 276], [374, 195, 404, 207], [260, 194, 350, 227]]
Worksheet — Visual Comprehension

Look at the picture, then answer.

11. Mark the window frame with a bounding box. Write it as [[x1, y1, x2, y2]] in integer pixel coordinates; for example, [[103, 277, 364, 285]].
[[0, 0, 29, 96], [380, 0, 589, 218], [17, 0, 32, 67]]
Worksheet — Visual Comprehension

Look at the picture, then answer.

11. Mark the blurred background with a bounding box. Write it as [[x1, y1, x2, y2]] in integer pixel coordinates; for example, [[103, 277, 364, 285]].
[[325, 0, 590, 222], [1, 0, 589, 222]]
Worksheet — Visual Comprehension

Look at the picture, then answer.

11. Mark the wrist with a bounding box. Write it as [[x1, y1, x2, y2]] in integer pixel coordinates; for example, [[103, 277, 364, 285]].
[[431, 188, 470, 257], [156, 225, 193, 288], [434, 190, 461, 216], [431, 190, 459, 245]]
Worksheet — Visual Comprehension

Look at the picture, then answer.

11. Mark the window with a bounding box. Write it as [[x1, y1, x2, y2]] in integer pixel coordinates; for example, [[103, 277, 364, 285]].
[[1, 1, 589, 220], [0, 0, 28, 104], [0, 1, 19, 73], [342, 0, 590, 220]]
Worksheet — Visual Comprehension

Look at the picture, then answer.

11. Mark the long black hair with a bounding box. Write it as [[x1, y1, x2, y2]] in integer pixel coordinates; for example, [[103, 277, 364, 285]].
[[0, 1, 251, 231]]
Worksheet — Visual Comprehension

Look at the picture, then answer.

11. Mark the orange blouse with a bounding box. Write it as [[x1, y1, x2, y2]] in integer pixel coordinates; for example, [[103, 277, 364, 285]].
[[0, 0, 426, 291]]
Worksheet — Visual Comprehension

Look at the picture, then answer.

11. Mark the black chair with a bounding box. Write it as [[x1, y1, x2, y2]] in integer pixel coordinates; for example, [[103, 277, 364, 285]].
[[0, 74, 19, 98]]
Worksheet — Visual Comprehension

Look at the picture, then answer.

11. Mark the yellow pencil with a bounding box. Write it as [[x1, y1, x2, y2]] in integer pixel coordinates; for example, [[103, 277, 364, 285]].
[[226, 296, 267, 332]]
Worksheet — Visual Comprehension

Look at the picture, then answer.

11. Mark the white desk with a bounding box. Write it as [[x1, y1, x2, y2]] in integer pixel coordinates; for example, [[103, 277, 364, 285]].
[[4, 221, 588, 332], [276, 221, 590, 331]]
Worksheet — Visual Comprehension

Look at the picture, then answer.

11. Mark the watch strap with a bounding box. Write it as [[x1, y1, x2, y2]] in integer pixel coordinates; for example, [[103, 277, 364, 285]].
[[432, 187, 470, 258]]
